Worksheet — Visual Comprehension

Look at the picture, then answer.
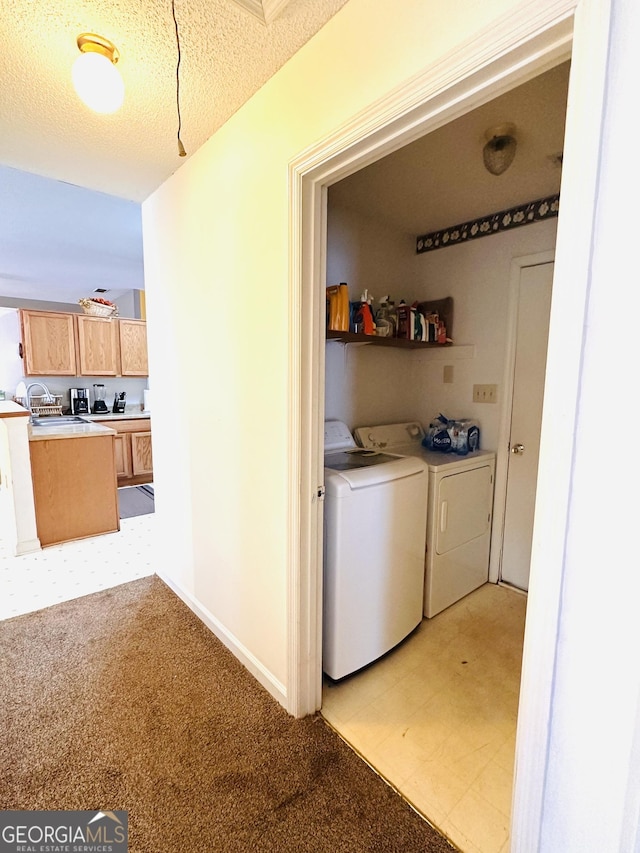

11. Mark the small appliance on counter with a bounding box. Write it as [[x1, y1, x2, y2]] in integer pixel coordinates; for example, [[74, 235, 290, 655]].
[[91, 384, 109, 414], [70, 388, 90, 415], [112, 391, 126, 414]]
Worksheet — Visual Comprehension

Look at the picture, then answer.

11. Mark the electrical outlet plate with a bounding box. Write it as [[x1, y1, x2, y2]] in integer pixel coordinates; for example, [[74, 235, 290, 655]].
[[473, 384, 498, 403]]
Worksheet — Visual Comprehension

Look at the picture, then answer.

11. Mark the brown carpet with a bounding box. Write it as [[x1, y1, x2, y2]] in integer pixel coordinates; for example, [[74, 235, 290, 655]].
[[0, 576, 455, 852]]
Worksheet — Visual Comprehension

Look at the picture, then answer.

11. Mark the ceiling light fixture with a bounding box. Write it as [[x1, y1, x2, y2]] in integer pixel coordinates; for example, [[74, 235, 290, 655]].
[[72, 33, 124, 114], [483, 123, 517, 176]]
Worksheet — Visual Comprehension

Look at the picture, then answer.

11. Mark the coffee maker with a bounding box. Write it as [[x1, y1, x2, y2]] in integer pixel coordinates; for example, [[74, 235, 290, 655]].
[[70, 388, 90, 415], [91, 384, 109, 414]]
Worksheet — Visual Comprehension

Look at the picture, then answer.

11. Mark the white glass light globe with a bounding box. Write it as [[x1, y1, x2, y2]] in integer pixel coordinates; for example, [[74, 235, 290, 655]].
[[72, 51, 124, 114]]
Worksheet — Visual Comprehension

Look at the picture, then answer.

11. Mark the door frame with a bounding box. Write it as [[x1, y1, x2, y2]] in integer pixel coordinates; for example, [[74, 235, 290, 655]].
[[287, 0, 610, 849], [489, 250, 555, 587]]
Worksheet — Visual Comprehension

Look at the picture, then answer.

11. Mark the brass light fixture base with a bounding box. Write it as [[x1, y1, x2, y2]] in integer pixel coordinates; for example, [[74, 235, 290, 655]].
[[76, 33, 120, 65]]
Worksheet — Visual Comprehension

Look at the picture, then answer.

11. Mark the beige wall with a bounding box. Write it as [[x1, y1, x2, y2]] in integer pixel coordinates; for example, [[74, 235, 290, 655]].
[[141, 0, 540, 700], [139, 0, 640, 847], [326, 201, 558, 448]]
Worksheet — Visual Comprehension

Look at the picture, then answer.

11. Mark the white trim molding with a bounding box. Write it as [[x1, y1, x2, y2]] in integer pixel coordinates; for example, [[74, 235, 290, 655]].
[[0, 409, 41, 556], [289, 0, 576, 717], [286, 0, 613, 850], [158, 569, 287, 708], [230, 0, 293, 25]]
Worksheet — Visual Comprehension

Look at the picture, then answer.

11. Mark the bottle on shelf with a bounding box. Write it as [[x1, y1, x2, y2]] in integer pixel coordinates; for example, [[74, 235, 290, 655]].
[[375, 296, 393, 338], [353, 289, 376, 335], [396, 300, 412, 339], [326, 282, 350, 331], [387, 300, 398, 337]]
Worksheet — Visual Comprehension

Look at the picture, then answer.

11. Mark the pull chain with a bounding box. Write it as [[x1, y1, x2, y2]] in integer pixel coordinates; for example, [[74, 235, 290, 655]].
[[172, 0, 186, 156]]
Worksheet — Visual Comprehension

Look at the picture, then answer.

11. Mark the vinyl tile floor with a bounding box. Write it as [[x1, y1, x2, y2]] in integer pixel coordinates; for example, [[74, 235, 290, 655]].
[[0, 513, 156, 621], [321, 583, 527, 853]]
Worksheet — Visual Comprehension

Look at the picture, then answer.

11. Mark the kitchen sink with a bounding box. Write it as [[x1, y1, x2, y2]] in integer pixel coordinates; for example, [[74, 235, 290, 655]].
[[30, 415, 90, 427]]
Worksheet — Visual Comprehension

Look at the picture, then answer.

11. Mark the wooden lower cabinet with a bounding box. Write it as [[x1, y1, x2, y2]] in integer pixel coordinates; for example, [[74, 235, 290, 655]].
[[131, 431, 153, 478], [29, 434, 119, 546], [95, 419, 152, 486], [113, 433, 132, 478]]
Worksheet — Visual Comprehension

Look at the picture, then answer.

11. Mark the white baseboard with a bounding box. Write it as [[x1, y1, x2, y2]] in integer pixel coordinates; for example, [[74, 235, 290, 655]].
[[15, 537, 41, 556], [156, 569, 288, 710]]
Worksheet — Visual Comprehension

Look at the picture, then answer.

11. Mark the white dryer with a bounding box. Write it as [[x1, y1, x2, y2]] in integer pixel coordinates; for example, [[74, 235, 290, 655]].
[[355, 422, 495, 618], [323, 421, 428, 680]]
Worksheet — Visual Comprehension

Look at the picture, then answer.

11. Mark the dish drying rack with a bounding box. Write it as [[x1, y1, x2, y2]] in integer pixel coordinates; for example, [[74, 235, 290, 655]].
[[15, 395, 63, 416]]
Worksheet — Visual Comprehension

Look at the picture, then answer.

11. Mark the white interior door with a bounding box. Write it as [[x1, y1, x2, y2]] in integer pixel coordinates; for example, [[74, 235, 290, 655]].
[[500, 261, 554, 591]]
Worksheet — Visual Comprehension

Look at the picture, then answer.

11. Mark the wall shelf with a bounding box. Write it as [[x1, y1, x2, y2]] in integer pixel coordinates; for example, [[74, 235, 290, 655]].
[[325, 331, 475, 359], [325, 330, 451, 348], [325, 296, 455, 350]]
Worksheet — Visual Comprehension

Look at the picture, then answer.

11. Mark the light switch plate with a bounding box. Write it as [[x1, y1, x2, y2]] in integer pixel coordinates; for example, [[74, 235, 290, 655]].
[[473, 384, 498, 403]]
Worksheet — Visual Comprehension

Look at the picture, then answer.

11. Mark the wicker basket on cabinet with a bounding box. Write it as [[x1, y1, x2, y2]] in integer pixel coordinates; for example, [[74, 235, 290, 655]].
[[78, 298, 118, 318]]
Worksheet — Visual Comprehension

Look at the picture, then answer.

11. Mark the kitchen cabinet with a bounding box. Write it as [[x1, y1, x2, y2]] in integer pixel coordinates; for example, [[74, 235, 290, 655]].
[[118, 319, 148, 376], [76, 315, 120, 376], [94, 418, 152, 486], [29, 432, 119, 546], [113, 433, 132, 479], [131, 430, 153, 477], [19, 310, 77, 375], [19, 309, 149, 377]]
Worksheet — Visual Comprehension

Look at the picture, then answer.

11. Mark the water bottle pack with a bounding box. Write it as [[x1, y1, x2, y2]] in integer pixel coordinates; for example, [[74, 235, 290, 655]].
[[422, 414, 480, 455]]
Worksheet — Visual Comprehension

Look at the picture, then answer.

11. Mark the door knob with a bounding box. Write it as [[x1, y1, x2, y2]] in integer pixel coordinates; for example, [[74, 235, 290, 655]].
[[511, 443, 525, 455]]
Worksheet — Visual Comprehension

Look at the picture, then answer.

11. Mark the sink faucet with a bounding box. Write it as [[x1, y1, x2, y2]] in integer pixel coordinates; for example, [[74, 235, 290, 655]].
[[25, 382, 54, 410]]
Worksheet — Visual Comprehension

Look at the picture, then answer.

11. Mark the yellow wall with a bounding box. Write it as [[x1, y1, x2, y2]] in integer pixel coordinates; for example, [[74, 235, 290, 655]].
[[142, 0, 524, 701]]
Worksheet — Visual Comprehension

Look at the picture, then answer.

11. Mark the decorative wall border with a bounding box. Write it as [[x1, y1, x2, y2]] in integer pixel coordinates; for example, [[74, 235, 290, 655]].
[[416, 193, 560, 254]]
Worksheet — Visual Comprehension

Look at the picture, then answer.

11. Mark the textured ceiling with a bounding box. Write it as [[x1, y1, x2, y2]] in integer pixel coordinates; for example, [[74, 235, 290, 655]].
[[329, 62, 570, 236], [0, 4, 570, 308], [0, 0, 349, 202]]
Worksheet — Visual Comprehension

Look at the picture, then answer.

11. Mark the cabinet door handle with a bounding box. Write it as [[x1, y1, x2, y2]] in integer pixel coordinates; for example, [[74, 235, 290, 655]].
[[511, 443, 525, 455], [18, 343, 23, 359]]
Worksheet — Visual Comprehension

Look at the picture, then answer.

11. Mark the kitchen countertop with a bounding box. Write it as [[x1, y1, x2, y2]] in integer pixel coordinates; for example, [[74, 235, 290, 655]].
[[28, 421, 117, 442], [0, 401, 31, 419], [82, 411, 151, 421]]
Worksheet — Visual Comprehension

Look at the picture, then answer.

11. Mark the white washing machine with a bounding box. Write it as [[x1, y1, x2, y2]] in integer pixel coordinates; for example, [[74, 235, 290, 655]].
[[355, 422, 495, 618], [323, 420, 428, 680]]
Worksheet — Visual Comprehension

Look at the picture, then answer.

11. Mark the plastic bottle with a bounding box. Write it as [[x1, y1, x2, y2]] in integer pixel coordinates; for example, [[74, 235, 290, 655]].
[[326, 282, 350, 331], [396, 300, 411, 339], [354, 289, 376, 335], [387, 301, 398, 337], [422, 414, 453, 452], [375, 296, 393, 337]]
